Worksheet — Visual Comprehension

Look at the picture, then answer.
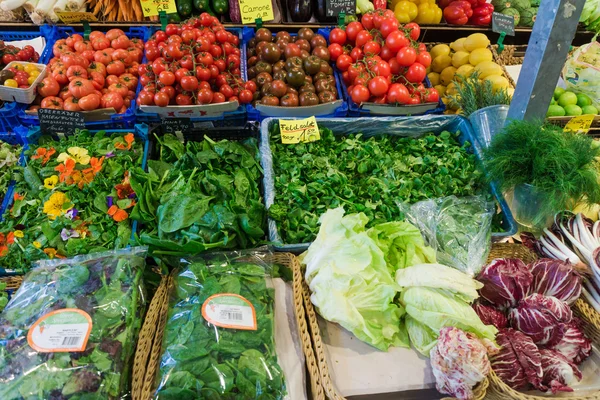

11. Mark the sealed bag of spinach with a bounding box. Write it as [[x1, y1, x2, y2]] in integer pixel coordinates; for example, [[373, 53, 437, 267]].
[[0, 247, 147, 400], [154, 249, 305, 399]]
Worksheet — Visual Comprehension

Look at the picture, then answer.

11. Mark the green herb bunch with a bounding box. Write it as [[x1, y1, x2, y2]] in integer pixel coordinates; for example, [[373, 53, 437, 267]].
[[484, 120, 600, 217], [450, 71, 512, 117]]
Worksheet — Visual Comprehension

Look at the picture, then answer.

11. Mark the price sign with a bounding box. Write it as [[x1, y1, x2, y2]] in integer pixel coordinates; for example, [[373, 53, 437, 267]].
[[162, 117, 192, 135], [38, 109, 85, 136], [564, 115, 595, 134], [238, 0, 274, 24], [492, 12, 515, 36], [325, 0, 355, 17], [55, 12, 98, 23], [279, 117, 320, 144], [140, 0, 176, 17]]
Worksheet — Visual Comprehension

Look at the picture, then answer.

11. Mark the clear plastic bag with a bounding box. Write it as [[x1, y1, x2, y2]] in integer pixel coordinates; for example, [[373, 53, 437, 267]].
[[154, 248, 291, 399], [0, 246, 148, 400], [563, 40, 600, 108], [399, 196, 494, 276]]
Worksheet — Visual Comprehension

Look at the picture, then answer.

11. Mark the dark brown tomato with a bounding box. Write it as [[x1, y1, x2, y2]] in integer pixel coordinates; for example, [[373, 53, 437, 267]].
[[319, 61, 333, 75], [253, 91, 261, 101], [260, 82, 272, 96], [286, 87, 298, 95], [248, 38, 257, 48], [298, 28, 315, 42], [285, 57, 303, 71], [247, 56, 258, 67], [310, 35, 327, 49], [286, 69, 306, 87], [273, 60, 286, 73], [248, 47, 256, 57], [304, 75, 313, 84], [303, 55, 322, 75], [276, 31, 292, 42], [261, 43, 281, 63], [256, 72, 273, 87], [312, 46, 330, 62], [315, 78, 335, 93], [299, 82, 316, 93], [299, 91, 319, 106], [261, 95, 279, 106], [300, 50, 311, 60], [313, 72, 328, 81], [273, 70, 287, 81], [255, 61, 272, 74], [269, 79, 287, 97], [280, 93, 299, 107], [248, 66, 257, 79], [295, 39, 311, 52], [255, 28, 273, 43], [318, 90, 336, 103], [276, 40, 290, 51]]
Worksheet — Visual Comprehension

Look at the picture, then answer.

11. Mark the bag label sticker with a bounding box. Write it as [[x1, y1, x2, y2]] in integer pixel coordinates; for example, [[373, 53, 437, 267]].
[[280, 116, 321, 144], [564, 114, 595, 133], [202, 294, 257, 330], [27, 309, 92, 353]]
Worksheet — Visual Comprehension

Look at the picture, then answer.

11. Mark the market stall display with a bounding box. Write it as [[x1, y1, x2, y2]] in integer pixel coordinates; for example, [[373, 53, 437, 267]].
[[0, 141, 21, 210]]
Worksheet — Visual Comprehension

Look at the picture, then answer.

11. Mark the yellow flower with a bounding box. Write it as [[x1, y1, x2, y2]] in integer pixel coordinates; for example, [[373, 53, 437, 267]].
[[13, 230, 23, 238], [44, 175, 59, 189], [33, 241, 41, 248], [43, 248, 58, 259], [57, 147, 90, 165], [43, 192, 72, 220]]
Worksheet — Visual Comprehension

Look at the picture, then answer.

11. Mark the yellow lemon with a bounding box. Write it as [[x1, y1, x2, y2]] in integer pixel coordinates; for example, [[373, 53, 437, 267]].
[[469, 48, 493, 65], [451, 51, 471, 68], [431, 54, 452, 73], [485, 74, 510, 91], [474, 61, 503, 78], [430, 44, 451, 60], [434, 84, 446, 96], [427, 72, 441, 86], [450, 37, 467, 52], [455, 64, 475, 78], [464, 33, 491, 51], [440, 66, 457, 86]]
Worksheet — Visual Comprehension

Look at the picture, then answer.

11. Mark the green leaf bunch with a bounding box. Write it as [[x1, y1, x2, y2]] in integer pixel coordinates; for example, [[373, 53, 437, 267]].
[[450, 71, 512, 117]]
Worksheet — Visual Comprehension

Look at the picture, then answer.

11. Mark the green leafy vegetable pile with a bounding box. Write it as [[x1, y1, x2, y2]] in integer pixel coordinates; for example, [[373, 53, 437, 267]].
[[0, 141, 21, 206], [269, 125, 483, 244], [155, 252, 286, 399], [0, 247, 147, 400], [130, 134, 266, 255]]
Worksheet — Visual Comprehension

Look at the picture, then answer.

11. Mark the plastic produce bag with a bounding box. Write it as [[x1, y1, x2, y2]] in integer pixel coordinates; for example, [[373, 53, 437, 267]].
[[154, 248, 299, 399], [563, 40, 600, 108], [399, 195, 494, 276], [0, 246, 148, 400]]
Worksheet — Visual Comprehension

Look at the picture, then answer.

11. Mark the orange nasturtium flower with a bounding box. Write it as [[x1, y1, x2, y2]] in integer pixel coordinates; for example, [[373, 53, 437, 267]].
[[107, 205, 128, 222], [114, 133, 134, 150], [31, 147, 56, 165], [83, 156, 105, 176], [43, 248, 64, 259], [55, 158, 76, 182]]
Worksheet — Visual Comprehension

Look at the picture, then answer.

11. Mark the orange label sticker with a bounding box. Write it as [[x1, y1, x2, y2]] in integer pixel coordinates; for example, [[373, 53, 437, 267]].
[[27, 309, 92, 353], [202, 294, 257, 330]]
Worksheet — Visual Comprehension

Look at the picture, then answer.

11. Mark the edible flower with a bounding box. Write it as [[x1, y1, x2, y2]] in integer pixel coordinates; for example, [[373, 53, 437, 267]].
[[114, 133, 134, 150], [83, 156, 104, 176], [43, 248, 64, 259], [13, 230, 23, 238], [43, 192, 72, 220], [55, 158, 76, 183], [33, 241, 41, 249], [115, 173, 134, 199], [60, 228, 80, 241], [57, 147, 90, 165], [107, 205, 128, 222], [65, 208, 78, 220], [44, 175, 59, 190], [31, 147, 56, 165]]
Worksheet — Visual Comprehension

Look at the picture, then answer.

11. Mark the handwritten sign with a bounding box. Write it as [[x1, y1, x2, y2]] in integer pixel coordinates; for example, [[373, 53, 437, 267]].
[[38, 108, 85, 136], [140, 0, 176, 17], [162, 117, 192, 135], [564, 114, 595, 134], [492, 12, 515, 36], [280, 117, 320, 144], [56, 12, 98, 23], [326, 0, 355, 17], [238, 0, 274, 24]]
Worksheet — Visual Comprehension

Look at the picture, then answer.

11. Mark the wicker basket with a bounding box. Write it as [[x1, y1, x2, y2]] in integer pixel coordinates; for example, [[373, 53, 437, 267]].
[[296, 254, 488, 400], [486, 243, 600, 400], [0, 275, 23, 291], [131, 253, 324, 400]]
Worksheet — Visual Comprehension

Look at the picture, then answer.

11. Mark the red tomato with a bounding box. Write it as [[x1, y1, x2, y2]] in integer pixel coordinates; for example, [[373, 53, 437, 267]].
[[108, 83, 128, 97], [66, 65, 88, 81], [137, 89, 154, 105], [227, 54, 240, 69], [329, 28, 347, 45], [355, 30, 373, 48], [165, 24, 179, 36], [106, 60, 125, 75], [328, 44, 344, 62], [387, 83, 410, 104], [379, 46, 394, 61], [119, 73, 138, 90], [424, 88, 440, 103], [245, 81, 257, 93], [348, 63, 365, 82], [40, 96, 63, 109], [52, 68, 69, 85], [215, 29, 229, 43], [404, 22, 421, 41], [106, 29, 125, 41], [111, 35, 130, 50], [373, 60, 391, 77], [386, 31, 409, 53], [68, 78, 95, 98], [350, 47, 364, 62], [407, 95, 421, 104], [112, 49, 131, 65], [198, 81, 211, 91], [158, 71, 176, 86], [379, 18, 399, 39], [145, 46, 160, 62], [239, 89, 253, 104], [212, 92, 226, 103], [160, 85, 176, 99], [336, 54, 353, 72], [175, 93, 193, 105], [180, 76, 199, 91], [79, 93, 101, 111], [214, 59, 226, 72], [416, 51, 432, 68], [74, 41, 93, 53], [368, 76, 389, 96], [93, 50, 111, 65], [196, 88, 213, 104], [102, 92, 125, 109], [362, 13, 375, 30], [90, 71, 105, 90], [106, 74, 120, 86], [166, 43, 184, 59], [363, 41, 381, 56], [1, 54, 16, 64], [196, 52, 214, 67], [64, 97, 81, 111], [396, 47, 417, 67], [350, 84, 370, 104], [405, 62, 427, 83], [373, 11, 385, 28], [345, 21, 364, 43], [38, 77, 60, 97], [88, 31, 105, 41]]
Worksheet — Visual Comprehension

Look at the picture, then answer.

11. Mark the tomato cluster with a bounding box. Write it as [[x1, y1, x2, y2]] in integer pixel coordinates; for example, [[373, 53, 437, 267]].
[[35, 29, 143, 112], [331, 11, 440, 105], [137, 13, 253, 107], [0, 42, 39, 69]]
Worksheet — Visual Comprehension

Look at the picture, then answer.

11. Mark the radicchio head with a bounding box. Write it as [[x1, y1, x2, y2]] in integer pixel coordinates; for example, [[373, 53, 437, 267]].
[[509, 294, 573, 345], [539, 348, 582, 394], [544, 319, 592, 364], [530, 259, 582, 305], [491, 328, 543, 390], [477, 259, 533, 309], [472, 301, 508, 330]]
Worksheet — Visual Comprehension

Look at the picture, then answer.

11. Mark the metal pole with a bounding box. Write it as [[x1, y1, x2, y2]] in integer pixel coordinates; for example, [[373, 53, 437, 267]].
[[507, 0, 585, 121]]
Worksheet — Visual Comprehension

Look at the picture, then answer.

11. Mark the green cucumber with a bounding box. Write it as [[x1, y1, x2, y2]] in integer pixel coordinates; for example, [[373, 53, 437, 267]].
[[176, 0, 192, 17]]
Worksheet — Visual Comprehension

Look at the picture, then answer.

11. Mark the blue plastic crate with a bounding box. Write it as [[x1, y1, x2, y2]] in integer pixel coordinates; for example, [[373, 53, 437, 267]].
[[134, 27, 247, 127], [242, 27, 347, 122], [259, 115, 517, 252], [0, 124, 150, 276], [0, 25, 56, 131], [19, 26, 148, 130]]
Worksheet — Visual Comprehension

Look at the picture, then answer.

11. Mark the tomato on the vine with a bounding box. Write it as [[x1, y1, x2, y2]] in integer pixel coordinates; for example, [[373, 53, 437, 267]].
[[404, 22, 421, 41], [180, 76, 199, 91], [416, 51, 432, 68], [396, 47, 417, 67], [350, 84, 370, 104], [387, 83, 410, 104], [355, 30, 373, 48], [329, 28, 347, 46], [368, 76, 389, 97], [379, 18, 399, 39], [405, 62, 427, 83], [386, 31, 410, 53], [345, 21, 364, 43]]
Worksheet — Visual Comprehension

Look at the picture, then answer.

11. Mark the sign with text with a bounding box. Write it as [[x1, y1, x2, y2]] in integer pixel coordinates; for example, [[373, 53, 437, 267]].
[[162, 117, 192, 135], [140, 0, 176, 17], [326, 0, 355, 17], [564, 115, 595, 134], [38, 108, 85, 136], [280, 117, 320, 144], [238, 0, 274, 24], [492, 12, 515, 36], [55, 12, 98, 23]]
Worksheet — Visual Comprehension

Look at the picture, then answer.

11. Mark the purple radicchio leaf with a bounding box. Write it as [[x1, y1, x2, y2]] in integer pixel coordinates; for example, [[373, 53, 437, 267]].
[[491, 328, 543, 390], [539, 348, 582, 394], [477, 258, 533, 309], [544, 319, 592, 364], [472, 301, 508, 330], [530, 259, 582, 305], [509, 294, 573, 345]]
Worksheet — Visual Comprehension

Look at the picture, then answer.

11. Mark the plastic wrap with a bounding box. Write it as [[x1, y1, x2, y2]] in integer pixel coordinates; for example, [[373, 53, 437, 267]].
[[400, 195, 494, 276], [0, 246, 148, 400], [563, 40, 600, 108], [154, 248, 304, 399]]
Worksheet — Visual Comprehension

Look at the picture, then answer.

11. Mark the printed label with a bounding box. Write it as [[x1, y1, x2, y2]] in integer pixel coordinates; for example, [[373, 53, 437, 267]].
[[280, 116, 321, 144], [202, 294, 257, 330], [55, 12, 98, 23], [140, 0, 177, 17], [238, 0, 274, 24], [564, 114, 595, 134], [27, 309, 92, 353]]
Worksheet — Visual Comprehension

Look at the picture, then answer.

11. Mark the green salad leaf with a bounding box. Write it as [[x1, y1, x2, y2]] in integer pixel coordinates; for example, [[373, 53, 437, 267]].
[[0, 142, 21, 207]]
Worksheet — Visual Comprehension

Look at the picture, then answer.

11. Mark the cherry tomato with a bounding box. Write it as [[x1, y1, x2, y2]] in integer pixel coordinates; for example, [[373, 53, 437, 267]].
[[396, 47, 417, 67], [329, 28, 347, 45], [407, 95, 421, 104], [154, 31, 168, 43], [137, 89, 154, 105], [368, 76, 389, 97], [180, 76, 199, 91], [350, 47, 364, 62], [152, 91, 169, 106], [345, 21, 364, 43], [160, 85, 176, 100], [212, 91, 226, 103], [373, 60, 391, 77], [245, 81, 257, 93], [405, 62, 427, 83], [386, 31, 410, 53], [424, 88, 440, 103], [416, 51, 432, 68], [175, 93, 193, 105], [336, 54, 353, 72], [239, 89, 253, 104], [404, 22, 421, 41], [379, 18, 399, 39], [350, 84, 370, 104], [328, 43, 343, 62], [196, 88, 213, 104], [158, 71, 175, 86], [362, 13, 375, 30], [387, 83, 410, 104], [355, 30, 373, 48]]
